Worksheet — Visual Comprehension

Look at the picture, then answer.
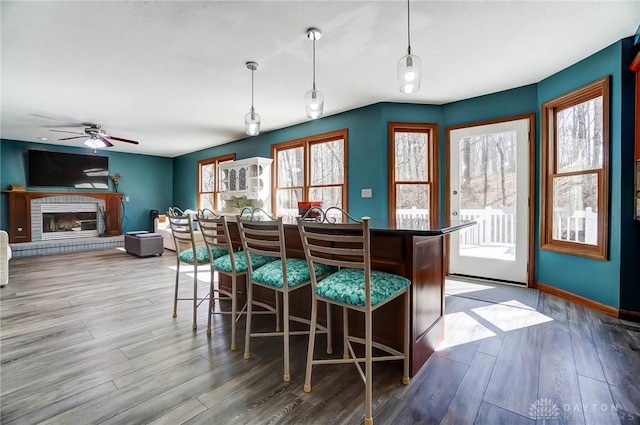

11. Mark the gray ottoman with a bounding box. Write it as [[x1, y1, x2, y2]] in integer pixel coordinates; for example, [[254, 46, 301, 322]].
[[125, 232, 164, 257]]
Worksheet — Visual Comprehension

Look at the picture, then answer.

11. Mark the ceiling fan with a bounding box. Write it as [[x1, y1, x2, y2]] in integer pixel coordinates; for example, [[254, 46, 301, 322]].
[[50, 124, 139, 148]]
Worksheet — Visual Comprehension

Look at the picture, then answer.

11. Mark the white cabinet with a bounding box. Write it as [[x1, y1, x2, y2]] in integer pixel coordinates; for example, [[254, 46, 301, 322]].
[[219, 157, 272, 211]]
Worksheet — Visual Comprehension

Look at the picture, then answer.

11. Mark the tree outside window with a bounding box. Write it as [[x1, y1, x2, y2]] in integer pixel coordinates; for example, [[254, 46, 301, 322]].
[[197, 154, 235, 211], [388, 122, 439, 227], [541, 77, 609, 260], [272, 129, 347, 217]]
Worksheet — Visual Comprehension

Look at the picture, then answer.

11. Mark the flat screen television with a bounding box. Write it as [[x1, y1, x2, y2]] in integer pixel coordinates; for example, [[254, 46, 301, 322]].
[[28, 150, 109, 189]]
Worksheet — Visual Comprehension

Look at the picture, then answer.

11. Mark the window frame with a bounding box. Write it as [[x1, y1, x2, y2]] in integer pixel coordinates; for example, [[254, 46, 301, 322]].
[[196, 153, 235, 211], [387, 122, 439, 227], [540, 77, 610, 260], [271, 129, 348, 214]]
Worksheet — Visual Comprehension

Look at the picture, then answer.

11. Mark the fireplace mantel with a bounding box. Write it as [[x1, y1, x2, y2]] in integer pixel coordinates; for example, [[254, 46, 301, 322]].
[[6, 191, 122, 243]]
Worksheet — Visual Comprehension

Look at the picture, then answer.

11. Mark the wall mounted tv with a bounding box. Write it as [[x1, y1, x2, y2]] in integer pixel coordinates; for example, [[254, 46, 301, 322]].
[[27, 150, 109, 189]]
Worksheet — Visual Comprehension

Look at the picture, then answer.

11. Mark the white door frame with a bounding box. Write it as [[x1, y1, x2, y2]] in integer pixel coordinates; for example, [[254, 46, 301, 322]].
[[445, 114, 535, 286]]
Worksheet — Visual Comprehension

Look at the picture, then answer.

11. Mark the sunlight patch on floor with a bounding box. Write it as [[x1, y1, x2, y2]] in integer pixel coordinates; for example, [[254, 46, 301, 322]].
[[168, 264, 210, 273], [472, 302, 552, 332], [444, 279, 495, 295], [437, 311, 497, 350]]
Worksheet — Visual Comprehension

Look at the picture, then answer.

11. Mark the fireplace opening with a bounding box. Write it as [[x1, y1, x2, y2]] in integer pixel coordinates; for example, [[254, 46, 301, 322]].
[[43, 212, 97, 233], [40, 203, 100, 240]]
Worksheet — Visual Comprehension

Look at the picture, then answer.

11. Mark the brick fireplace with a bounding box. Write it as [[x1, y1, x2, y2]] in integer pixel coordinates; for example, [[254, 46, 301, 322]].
[[7, 191, 122, 243], [37, 201, 102, 240]]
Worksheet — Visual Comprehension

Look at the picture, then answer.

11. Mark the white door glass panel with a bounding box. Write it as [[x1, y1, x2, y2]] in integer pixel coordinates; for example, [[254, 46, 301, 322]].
[[449, 118, 529, 284]]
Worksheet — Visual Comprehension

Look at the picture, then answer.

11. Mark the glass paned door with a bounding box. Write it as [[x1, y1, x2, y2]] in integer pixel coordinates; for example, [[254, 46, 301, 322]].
[[449, 118, 530, 284]]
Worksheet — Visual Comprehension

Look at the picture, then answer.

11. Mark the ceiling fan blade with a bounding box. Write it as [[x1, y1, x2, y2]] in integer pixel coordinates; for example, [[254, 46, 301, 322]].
[[97, 134, 114, 147], [50, 129, 84, 135], [108, 136, 139, 145], [59, 136, 85, 141]]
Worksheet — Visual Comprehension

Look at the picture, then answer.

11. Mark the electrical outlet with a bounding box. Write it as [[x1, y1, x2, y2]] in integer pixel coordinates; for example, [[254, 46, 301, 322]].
[[361, 188, 372, 198], [125, 196, 130, 202]]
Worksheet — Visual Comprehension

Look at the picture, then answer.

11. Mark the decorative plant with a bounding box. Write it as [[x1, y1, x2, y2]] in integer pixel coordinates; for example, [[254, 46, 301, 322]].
[[232, 198, 253, 209], [109, 173, 122, 193]]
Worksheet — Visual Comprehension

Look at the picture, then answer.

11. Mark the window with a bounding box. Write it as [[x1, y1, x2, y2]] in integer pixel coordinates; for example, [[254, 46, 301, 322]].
[[271, 129, 347, 217], [541, 77, 609, 259], [197, 153, 235, 211], [388, 122, 438, 227]]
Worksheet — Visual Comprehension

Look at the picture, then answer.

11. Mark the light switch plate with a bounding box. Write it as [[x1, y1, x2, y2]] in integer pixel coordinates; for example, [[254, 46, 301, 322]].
[[361, 188, 372, 198]]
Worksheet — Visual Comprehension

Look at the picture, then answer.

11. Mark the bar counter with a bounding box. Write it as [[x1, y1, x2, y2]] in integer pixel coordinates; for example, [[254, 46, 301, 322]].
[[220, 217, 474, 376]]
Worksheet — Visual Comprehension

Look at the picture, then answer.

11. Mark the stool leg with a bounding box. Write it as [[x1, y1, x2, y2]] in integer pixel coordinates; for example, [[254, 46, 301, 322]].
[[326, 302, 332, 355], [243, 278, 253, 359], [172, 260, 180, 318], [343, 306, 349, 359], [303, 297, 318, 393], [275, 292, 281, 332], [231, 274, 238, 351], [283, 288, 290, 382], [192, 264, 198, 330], [403, 290, 410, 385], [365, 306, 373, 425], [206, 267, 214, 336]]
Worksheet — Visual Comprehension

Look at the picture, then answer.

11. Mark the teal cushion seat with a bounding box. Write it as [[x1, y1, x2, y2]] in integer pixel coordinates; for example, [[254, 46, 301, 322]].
[[212, 251, 274, 273], [315, 268, 411, 307], [251, 258, 336, 288], [208, 246, 229, 260], [178, 245, 211, 264]]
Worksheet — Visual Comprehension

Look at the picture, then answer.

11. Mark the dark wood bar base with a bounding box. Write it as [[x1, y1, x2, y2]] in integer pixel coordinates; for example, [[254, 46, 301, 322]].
[[219, 222, 452, 377]]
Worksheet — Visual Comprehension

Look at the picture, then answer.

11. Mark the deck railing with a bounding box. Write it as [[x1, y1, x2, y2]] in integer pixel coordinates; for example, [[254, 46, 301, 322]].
[[458, 206, 597, 246]]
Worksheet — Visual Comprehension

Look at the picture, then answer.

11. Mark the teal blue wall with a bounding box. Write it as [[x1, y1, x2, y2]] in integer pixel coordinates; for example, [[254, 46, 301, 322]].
[[173, 103, 442, 220], [3, 37, 636, 311], [536, 41, 625, 308], [0, 139, 173, 232]]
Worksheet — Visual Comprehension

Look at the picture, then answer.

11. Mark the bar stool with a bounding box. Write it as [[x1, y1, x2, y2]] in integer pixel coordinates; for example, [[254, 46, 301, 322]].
[[297, 207, 411, 425], [167, 207, 211, 330], [238, 208, 334, 382], [198, 209, 275, 350]]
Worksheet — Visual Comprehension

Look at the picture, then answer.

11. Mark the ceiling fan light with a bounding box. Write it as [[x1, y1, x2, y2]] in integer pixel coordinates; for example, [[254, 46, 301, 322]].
[[84, 138, 106, 149], [305, 89, 324, 119], [397, 53, 422, 93], [245, 108, 261, 136]]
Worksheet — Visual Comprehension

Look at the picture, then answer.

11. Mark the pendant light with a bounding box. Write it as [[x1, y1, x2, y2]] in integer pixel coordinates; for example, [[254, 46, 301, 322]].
[[397, 0, 421, 93], [244, 61, 261, 136], [305, 28, 324, 119]]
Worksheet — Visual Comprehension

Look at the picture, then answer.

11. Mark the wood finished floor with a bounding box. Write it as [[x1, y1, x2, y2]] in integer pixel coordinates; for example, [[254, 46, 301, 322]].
[[1, 248, 639, 425]]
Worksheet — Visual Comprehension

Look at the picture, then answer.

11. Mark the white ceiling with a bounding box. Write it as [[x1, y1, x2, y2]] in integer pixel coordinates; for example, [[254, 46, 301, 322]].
[[1, 1, 638, 158]]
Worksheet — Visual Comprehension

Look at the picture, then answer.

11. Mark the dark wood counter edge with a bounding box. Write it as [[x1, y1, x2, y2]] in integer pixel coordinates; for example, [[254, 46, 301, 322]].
[[277, 219, 477, 237]]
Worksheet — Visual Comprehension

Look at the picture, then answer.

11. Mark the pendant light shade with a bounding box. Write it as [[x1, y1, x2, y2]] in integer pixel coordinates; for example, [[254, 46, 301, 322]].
[[397, 53, 422, 94], [305, 89, 324, 119], [398, 0, 421, 93], [305, 28, 324, 119], [244, 61, 261, 136]]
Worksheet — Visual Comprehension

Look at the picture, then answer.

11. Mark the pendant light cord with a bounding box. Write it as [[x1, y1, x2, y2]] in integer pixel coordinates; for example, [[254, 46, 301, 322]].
[[312, 38, 317, 91], [407, 0, 412, 55], [251, 68, 255, 111]]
